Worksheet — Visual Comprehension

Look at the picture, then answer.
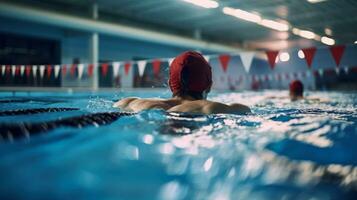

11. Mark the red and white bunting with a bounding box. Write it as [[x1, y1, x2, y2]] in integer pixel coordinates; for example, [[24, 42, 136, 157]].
[[39, 65, 45, 78], [137, 60, 147, 77], [329, 45, 345, 66], [1, 65, 5, 75], [46, 65, 52, 78], [15, 65, 20, 76], [335, 68, 340, 75], [62, 65, 67, 76], [266, 51, 279, 69], [152, 59, 161, 76], [203, 55, 210, 63], [77, 64, 84, 79], [32, 65, 38, 78], [87, 64, 94, 77], [168, 58, 174, 66], [240, 52, 255, 73], [101, 63, 109, 76], [54, 65, 60, 78], [25, 65, 31, 77], [219, 54, 231, 72], [344, 67, 349, 74], [302, 47, 317, 68], [113, 62, 121, 78], [70, 64, 77, 77], [318, 69, 324, 77], [124, 62, 131, 75], [11, 65, 16, 77], [20, 65, 25, 76]]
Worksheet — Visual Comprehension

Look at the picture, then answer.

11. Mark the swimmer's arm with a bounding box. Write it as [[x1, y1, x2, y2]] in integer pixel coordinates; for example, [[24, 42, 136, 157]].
[[113, 97, 138, 111]]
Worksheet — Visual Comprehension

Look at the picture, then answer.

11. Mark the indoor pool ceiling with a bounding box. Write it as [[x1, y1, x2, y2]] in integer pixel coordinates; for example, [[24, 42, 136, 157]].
[[6, 0, 357, 50]]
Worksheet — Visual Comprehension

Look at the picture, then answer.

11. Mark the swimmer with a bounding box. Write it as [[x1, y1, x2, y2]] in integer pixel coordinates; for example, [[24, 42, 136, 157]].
[[113, 51, 250, 115], [289, 80, 304, 101]]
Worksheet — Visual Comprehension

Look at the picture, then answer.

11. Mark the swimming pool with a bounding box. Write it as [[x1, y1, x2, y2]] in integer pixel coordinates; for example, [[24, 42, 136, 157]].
[[0, 89, 356, 199]]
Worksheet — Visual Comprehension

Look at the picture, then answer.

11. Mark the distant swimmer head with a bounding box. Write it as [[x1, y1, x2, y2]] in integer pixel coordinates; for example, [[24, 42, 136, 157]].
[[289, 80, 304, 100], [169, 51, 212, 100]]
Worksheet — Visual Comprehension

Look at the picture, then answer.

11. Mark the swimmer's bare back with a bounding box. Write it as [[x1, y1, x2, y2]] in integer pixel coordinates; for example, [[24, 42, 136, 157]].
[[113, 97, 251, 115]]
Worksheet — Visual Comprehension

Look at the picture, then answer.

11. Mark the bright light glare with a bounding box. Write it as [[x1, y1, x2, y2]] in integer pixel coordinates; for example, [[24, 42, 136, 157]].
[[279, 52, 290, 62], [321, 36, 335, 45], [292, 28, 300, 35], [222, 7, 261, 23], [182, 0, 219, 8], [354, 41, 357, 44], [307, 0, 327, 3], [299, 30, 316, 39], [259, 19, 289, 31], [298, 50, 305, 59]]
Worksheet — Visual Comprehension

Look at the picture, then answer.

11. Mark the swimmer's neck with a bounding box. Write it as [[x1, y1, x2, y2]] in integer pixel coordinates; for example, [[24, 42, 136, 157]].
[[172, 95, 204, 101]]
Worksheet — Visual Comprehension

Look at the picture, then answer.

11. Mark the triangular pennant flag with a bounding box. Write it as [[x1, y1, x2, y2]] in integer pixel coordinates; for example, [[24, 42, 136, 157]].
[[77, 64, 84, 79], [203, 55, 210, 63], [46, 65, 52, 78], [20, 65, 25, 76], [240, 52, 255, 73], [168, 58, 174, 66], [25, 65, 31, 77], [54, 65, 60, 78], [329, 45, 345, 66], [302, 47, 316, 68], [266, 51, 279, 69], [15, 65, 20, 76], [124, 62, 131, 76], [39, 65, 45, 78], [335, 68, 340, 75], [87, 64, 94, 77], [318, 69, 324, 77], [1, 65, 5, 75], [219, 54, 231, 72], [344, 67, 349, 74], [6, 65, 11, 75], [101, 63, 109, 76], [112, 62, 120, 77], [11, 65, 16, 77], [32, 65, 38, 78], [152, 59, 161, 76], [62, 64, 67, 76], [137, 60, 147, 77], [70, 64, 77, 77]]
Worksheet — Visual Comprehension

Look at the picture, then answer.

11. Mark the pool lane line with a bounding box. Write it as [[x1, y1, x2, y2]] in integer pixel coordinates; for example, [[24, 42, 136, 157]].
[[0, 107, 80, 116], [0, 112, 135, 142]]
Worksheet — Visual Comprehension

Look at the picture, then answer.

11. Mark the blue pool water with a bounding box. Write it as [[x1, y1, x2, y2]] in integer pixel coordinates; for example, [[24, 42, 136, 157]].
[[0, 89, 356, 199]]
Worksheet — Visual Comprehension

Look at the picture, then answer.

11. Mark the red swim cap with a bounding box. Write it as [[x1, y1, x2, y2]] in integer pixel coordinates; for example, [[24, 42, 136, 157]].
[[289, 80, 304, 96], [169, 51, 212, 95]]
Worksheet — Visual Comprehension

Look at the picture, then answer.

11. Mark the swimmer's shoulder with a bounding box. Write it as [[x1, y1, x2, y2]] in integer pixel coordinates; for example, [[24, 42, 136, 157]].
[[202, 101, 251, 115], [168, 100, 250, 115], [113, 97, 172, 112]]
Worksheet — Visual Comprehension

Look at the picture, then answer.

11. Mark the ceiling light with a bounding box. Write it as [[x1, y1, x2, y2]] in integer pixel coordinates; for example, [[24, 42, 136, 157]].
[[182, 0, 219, 8], [259, 19, 289, 31], [299, 30, 315, 39], [324, 28, 332, 36], [222, 7, 261, 23], [298, 50, 305, 59], [307, 0, 327, 3], [279, 52, 290, 62], [354, 41, 357, 44], [321, 36, 335, 45]]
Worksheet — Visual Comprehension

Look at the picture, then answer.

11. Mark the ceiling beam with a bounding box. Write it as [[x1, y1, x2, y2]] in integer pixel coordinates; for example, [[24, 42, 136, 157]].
[[0, 1, 242, 53]]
